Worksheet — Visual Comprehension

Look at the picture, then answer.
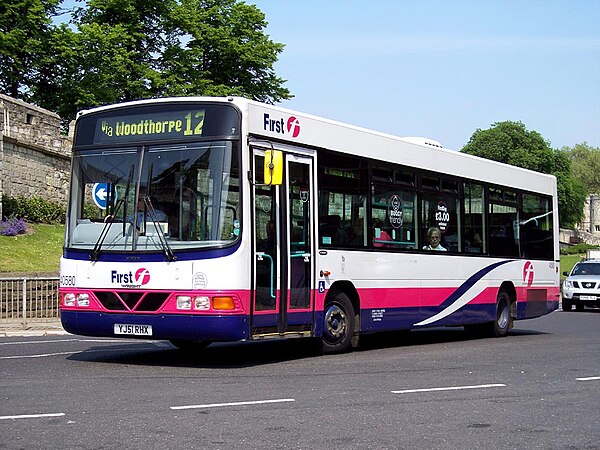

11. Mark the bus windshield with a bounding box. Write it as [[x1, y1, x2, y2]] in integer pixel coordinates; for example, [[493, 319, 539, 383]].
[[66, 141, 240, 253]]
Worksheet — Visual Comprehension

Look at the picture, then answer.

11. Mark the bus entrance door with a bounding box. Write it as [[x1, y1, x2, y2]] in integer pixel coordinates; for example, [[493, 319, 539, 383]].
[[251, 149, 315, 339]]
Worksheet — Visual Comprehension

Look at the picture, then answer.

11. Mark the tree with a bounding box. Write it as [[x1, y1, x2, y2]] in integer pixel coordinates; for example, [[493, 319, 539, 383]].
[[0, 0, 61, 99], [562, 142, 600, 194], [2, 0, 292, 126], [461, 121, 586, 228]]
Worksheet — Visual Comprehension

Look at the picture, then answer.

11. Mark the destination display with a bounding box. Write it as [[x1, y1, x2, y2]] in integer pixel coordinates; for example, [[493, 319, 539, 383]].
[[75, 103, 240, 146], [94, 110, 206, 143]]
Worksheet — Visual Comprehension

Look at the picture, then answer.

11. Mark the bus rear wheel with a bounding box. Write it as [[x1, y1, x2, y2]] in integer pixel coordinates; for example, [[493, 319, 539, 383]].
[[465, 290, 513, 338], [492, 290, 513, 337], [322, 290, 355, 354]]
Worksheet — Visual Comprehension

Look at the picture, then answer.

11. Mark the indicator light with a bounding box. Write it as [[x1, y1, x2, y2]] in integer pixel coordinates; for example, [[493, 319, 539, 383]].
[[212, 296, 235, 310]]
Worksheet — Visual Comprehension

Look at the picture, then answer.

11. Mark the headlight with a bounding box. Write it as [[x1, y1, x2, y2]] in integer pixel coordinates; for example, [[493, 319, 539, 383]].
[[194, 296, 210, 310], [63, 293, 76, 307], [176, 296, 192, 310], [76, 293, 90, 307], [563, 280, 573, 289]]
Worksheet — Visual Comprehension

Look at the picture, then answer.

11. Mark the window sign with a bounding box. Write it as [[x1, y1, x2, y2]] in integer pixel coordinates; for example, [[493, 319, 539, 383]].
[[388, 194, 404, 229], [436, 201, 450, 232]]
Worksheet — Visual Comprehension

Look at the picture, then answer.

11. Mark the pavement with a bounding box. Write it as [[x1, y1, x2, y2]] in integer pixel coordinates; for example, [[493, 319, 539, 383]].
[[0, 320, 68, 337]]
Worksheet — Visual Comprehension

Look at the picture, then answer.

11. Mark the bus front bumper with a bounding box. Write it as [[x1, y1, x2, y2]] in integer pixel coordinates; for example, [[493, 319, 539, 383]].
[[61, 311, 249, 342]]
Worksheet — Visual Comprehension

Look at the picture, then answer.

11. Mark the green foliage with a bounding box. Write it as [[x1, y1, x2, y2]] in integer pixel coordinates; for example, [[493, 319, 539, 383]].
[[562, 142, 600, 194], [1, 0, 292, 128], [461, 121, 587, 228], [0, 0, 61, 98], [2, 195, 65, 224], [560, 243, 598, 255]]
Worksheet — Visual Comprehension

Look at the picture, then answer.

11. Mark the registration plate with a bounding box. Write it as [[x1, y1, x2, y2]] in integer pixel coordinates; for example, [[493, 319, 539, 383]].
[[580, 295, 597, 301], [114, 323, 153, 336]]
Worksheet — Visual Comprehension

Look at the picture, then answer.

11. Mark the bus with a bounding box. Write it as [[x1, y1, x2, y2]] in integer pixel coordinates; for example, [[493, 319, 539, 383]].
[[59, 96, 559, 353]]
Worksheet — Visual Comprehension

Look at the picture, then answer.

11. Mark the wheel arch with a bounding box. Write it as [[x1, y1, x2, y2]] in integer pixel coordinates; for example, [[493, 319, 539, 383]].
[[499, 280, 517, 318], [327, 280, 361, 332]]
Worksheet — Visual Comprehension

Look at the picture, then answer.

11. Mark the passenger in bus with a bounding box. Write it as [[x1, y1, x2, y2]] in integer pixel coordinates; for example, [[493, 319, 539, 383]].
[[348, 218, 366, 246], [320, 215, 348, 246], [465, 228, 483, 253], [423, 226, 447, 251], [373, 219, 392, 248]]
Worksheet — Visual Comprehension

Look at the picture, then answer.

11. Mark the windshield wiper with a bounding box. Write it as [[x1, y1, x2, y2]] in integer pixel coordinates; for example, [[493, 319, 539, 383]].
[[143, 196, 176, 261], [91, 166, 134, 261]]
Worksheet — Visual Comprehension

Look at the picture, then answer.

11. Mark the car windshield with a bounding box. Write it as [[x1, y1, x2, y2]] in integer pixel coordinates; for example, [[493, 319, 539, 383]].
[[571, 263, 600, 276], [65, 141, 240, 253]]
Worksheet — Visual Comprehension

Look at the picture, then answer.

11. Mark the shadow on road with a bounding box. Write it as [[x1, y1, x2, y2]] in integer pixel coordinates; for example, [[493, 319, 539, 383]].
[[65, 324, 548, 369]]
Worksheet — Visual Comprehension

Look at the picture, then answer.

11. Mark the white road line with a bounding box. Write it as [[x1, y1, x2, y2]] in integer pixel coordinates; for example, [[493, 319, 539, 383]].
[[0, 413, 65, 421], [0, 351, 77, 360], [391, 383, 506, 394], [0, 338, 155, 346], [171, 398, 296, 410], [0, 339, 80, 346], [1, 343, 163, 360], [576, 376, 600, 381]]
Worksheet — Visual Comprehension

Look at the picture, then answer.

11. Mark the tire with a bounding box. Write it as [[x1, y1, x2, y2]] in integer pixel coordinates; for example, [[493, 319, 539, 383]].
[[467, 290, 513, 338], [322, 290, 355, 354], [492, 290, 513, 337], [562, 299, 572, 311], [169, 340, 211, 351]]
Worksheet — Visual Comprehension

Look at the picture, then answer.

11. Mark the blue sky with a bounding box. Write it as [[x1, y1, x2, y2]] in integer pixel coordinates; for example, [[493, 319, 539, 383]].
[[251, 0, 600, 151], [56, 0, 599, 151]]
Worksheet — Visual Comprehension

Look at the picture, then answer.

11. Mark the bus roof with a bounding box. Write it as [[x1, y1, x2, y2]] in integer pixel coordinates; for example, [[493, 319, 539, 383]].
[[76, 96, 557, 196]]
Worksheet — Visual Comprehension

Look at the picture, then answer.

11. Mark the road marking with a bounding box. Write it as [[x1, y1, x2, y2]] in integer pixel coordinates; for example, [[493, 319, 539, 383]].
[[0, 338, 155, 346], [576, 376, 600, 381], [171, 398, 296, 410], [0, 339, 80, 346], [1, 342, 164, 360], [0, 351, 77, 360], [391, 383, 506, 394], [0, 413, 65, 421]]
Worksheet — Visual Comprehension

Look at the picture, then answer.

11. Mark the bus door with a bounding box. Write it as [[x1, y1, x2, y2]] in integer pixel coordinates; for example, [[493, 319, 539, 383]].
[[252, 148, 315, 338]]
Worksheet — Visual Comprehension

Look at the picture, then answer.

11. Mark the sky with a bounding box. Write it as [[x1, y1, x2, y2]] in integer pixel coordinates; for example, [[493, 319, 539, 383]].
[[55, 0, 600, 151], [250, 0, 600, 151]]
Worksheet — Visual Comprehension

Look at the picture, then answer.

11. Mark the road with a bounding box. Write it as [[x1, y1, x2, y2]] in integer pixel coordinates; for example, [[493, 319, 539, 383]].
[[1, 310, 599, 449]]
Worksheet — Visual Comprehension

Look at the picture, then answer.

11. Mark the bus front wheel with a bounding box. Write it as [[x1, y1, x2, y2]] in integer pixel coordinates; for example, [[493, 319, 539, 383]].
[[322, 290, 355, 354]]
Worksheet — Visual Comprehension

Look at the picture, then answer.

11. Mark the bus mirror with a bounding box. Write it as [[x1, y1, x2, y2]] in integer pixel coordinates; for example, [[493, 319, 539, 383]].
[[264, 150, 283, 185]]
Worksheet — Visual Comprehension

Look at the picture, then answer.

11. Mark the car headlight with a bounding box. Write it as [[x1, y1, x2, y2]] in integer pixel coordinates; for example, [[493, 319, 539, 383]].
[[563, 280, 573, 289]]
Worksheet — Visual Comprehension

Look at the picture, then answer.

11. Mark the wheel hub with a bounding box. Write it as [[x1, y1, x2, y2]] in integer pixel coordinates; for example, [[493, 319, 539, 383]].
[[325, 304, 346, 339]]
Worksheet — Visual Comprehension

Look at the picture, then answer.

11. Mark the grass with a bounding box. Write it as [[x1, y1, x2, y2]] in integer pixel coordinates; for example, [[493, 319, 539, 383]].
[[560, 253, 585, 279], [0, 224, 64, 275]]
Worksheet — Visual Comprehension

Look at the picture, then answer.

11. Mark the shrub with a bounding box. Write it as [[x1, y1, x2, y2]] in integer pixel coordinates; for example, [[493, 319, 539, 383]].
[[560, 243, 599, 255], [2, 195, 65, 224], [0, 217, 27, 236]]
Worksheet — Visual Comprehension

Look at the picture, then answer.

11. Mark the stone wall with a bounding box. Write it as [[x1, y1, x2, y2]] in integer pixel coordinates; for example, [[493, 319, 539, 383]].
[[0, 94, 73, 218]]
